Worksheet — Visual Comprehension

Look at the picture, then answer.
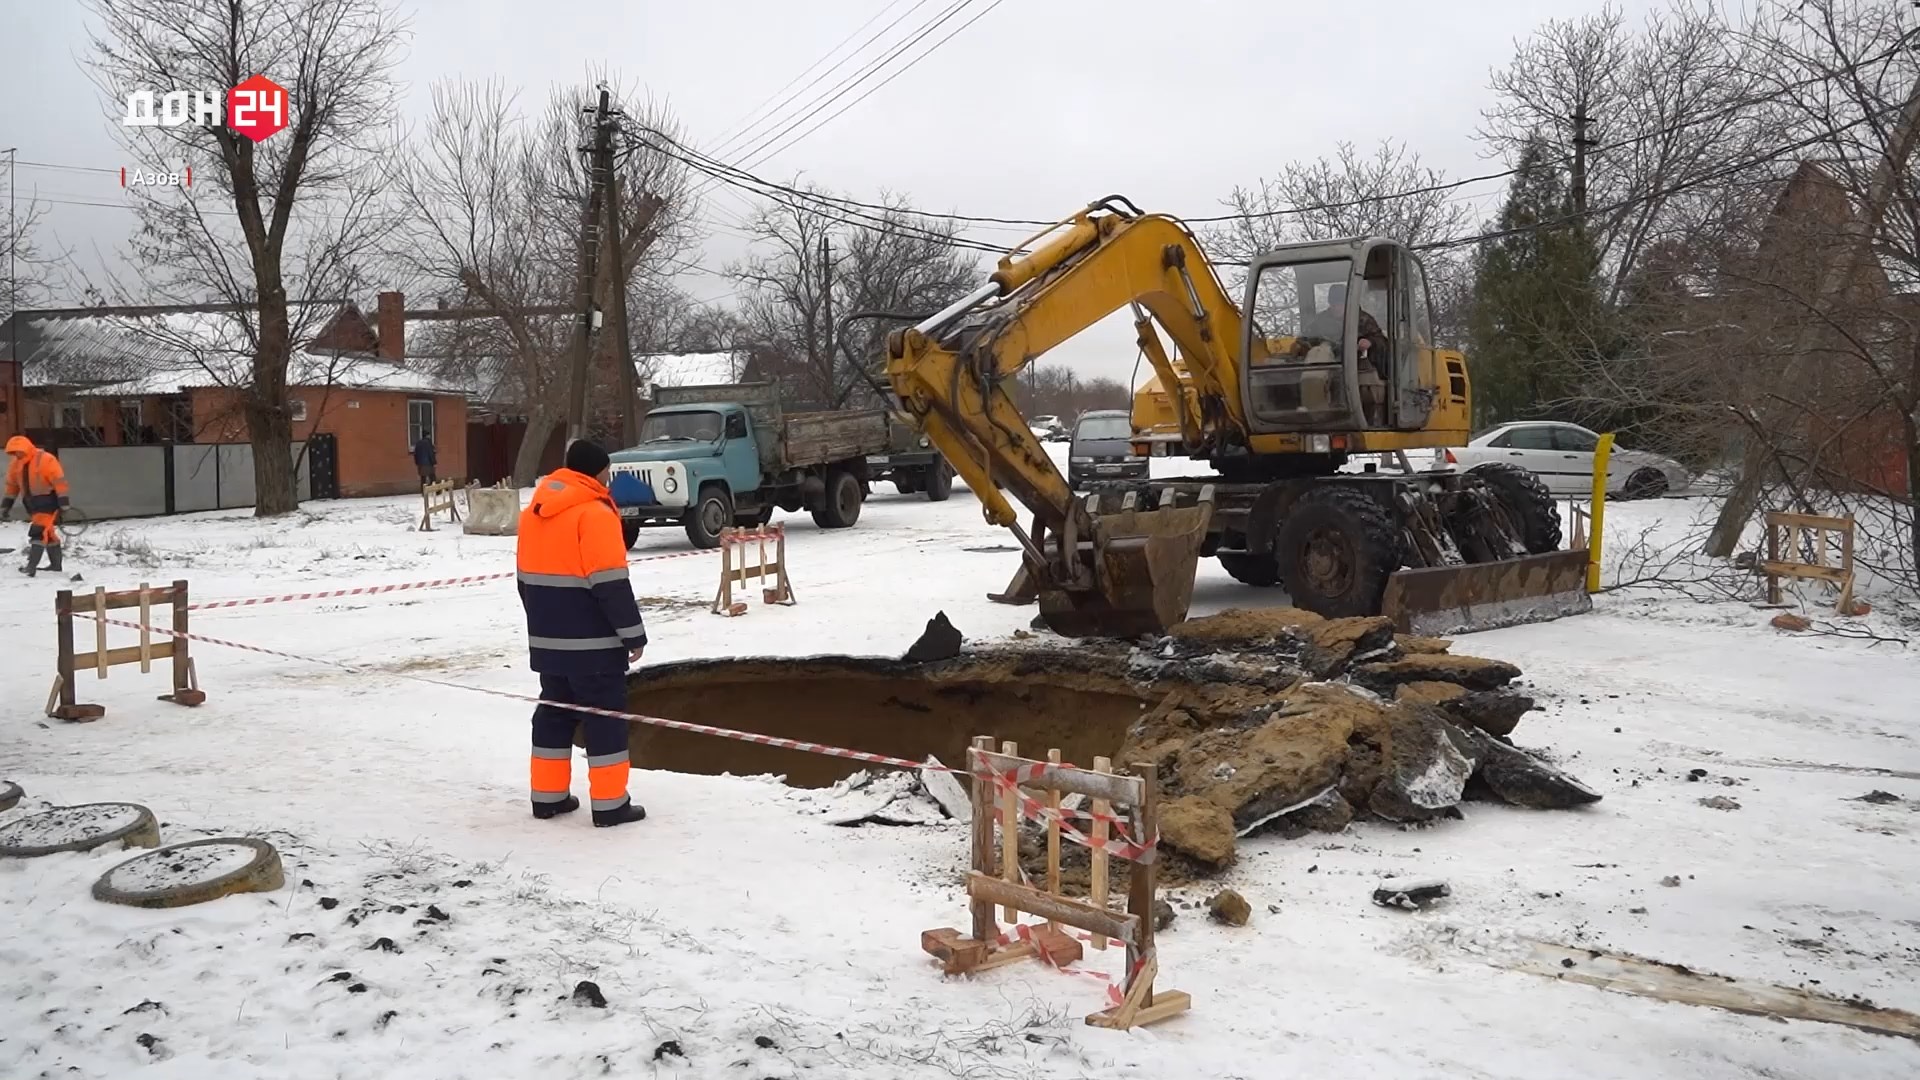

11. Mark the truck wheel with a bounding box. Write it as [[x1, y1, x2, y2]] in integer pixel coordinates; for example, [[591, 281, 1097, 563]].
[[1273, 485, 1402, 618], [811, 469, 863, 529], [923, 459, 954, 502], [1469, 462, 1562, 552], [622, 519, 641, 550], [685, 485, 734, 549], [736, 506, 774, 528], [1216, 552, 1281, 587]]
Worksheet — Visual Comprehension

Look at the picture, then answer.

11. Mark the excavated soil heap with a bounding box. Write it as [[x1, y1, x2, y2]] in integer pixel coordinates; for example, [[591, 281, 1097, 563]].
[[622, 649, 1291, 788], [622, 607, 1600, 873]]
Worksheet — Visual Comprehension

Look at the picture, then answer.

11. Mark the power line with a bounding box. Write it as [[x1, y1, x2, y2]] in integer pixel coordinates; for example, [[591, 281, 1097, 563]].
[[704, 0, 936, 163]]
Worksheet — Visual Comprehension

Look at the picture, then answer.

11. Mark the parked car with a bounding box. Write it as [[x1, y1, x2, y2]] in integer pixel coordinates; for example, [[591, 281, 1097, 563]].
[[1438, 421, 1689, 498], [1067, 410, 1148, 489]]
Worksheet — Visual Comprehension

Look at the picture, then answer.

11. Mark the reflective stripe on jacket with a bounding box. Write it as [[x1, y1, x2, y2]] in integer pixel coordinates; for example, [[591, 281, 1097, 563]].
[[515, 468, 647, 674]]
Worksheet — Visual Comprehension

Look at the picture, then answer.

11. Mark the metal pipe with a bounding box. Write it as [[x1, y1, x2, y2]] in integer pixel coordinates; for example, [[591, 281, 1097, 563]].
[[913, 282, 1000, 337]]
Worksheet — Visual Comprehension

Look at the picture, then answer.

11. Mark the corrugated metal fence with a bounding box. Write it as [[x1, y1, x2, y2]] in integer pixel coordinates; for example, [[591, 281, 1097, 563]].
[[54, 442, 317, 519]]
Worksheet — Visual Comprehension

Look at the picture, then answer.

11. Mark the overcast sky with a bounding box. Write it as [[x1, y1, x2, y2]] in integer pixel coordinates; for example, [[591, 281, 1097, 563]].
[[3, 0, 1659, 385]]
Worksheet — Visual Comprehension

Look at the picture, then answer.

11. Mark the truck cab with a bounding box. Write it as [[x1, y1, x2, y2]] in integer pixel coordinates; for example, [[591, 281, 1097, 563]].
[[609, 403, 763, 549]]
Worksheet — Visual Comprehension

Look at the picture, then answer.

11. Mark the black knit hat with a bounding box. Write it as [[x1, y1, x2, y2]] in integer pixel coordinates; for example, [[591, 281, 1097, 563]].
[[565, 439, 612, 477]]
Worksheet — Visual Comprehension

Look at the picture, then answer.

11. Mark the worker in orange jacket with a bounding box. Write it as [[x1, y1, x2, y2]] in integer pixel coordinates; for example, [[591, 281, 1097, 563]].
[[3, 435, 71, 578], [515, 439, 648, 827]]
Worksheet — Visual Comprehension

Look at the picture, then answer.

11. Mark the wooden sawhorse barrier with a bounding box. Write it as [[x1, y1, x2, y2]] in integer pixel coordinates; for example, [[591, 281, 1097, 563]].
[[711, 524, 795, 616], [418, 479, 463, 531], [47, 580, 206, 722], [921, 736, 1190, 1030], [1762, 511, 1856, 613]]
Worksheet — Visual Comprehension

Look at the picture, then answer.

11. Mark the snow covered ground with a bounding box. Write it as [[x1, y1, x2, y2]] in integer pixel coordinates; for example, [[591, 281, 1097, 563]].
[[2, 469, 1917, 1079]]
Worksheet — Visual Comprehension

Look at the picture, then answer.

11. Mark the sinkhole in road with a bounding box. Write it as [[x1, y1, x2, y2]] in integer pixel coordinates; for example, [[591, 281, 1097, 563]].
[[621, 651, 1168, 787]]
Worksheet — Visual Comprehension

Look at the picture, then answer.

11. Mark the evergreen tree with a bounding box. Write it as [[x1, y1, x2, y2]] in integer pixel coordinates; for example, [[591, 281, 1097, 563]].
[[1467, 136, 1606, 427]]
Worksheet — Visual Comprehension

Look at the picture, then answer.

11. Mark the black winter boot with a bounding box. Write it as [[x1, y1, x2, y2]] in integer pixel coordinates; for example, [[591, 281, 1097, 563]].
[[19, 545, 43, 577], [592, 799, 647, 828], [45, 546, 63, 574], [532, 795, 579, 820]]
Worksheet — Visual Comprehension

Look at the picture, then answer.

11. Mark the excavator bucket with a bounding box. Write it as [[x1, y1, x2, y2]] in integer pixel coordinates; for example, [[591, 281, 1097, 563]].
[[1037, 490, 1216, 638], [1379, 549, 1592, 637]]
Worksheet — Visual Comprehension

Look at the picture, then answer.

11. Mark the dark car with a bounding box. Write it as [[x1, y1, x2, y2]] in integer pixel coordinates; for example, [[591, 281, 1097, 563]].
[[1067, 410, 1147, 489]]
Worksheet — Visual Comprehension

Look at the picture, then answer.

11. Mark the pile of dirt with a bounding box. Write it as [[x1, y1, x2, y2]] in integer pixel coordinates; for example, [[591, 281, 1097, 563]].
[[619, 606, 1597, 877]]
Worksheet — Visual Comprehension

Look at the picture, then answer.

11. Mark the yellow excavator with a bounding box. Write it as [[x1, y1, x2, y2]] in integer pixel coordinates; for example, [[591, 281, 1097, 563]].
[[885, 197, 1591, 638]]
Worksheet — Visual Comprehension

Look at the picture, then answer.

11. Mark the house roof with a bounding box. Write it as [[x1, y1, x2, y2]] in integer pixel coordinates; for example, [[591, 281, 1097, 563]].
[[1, 306, 472, 398], [641, 352, 746, 392]]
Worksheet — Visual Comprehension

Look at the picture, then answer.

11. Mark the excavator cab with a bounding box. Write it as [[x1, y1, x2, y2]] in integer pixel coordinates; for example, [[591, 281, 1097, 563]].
[[1240, 238, 1440, 437]]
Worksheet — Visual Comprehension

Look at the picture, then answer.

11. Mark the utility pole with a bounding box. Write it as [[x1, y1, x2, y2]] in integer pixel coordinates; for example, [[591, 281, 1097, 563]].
[[1703, 70, 1920, 557], [603, 136, 640, 447], [1570, 109, 1595, 218], [564, 87, 616, 445]]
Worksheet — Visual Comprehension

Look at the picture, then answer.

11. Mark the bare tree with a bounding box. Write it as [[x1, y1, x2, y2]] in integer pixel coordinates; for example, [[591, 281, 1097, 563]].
[[1212, 140, 1477, 345], [1008, 365, 1130, 423], [730, 190, 979, 408], [1482, 1, 1772, 305], [393, 77, 696, 482], [86, 0, 407, 515], [2, 191, 55, 324]]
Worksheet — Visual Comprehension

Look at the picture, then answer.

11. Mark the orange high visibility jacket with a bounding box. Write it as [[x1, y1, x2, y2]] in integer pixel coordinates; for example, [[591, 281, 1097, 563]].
[[3, 436, 70, 515], [515, 468, 647, 674]]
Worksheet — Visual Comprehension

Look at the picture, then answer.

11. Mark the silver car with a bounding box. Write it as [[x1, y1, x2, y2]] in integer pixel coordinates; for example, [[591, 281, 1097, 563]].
[[1439, 421, 1690, 498]]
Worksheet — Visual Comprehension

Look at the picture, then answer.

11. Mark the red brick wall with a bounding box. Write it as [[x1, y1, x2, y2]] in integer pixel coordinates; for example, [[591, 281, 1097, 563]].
[[0, 360, 21, 441], [191, 386, 469, 498]]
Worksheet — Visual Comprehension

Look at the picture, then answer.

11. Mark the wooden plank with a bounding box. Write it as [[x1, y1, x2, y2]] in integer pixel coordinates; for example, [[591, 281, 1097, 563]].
[[1088, 989, 1191, 1030], [1759, 561, 1852, 583], [81, 585, 182, 611], [171, 579, 191, 699], [93, 587, 108, 678], [54, 590, 77, 712], [137, 583, 153, 674], [1495, 939, 1920, 1039], [966, 873, 1140, 946], [1126, 761, 1158, 998], [921, 927, 990, 975], [1090, 755, 1112, 952], [1045, 749, 1062, 921], [1000, 740, 1019, 922], [1765, 510, 1853, 531], [1766, 518, 1782, 605], [967, 737, 997, 945], [1092, 957, 1158, 1030], [971, 750, 1145, 805], [74, 643, 178, 670]]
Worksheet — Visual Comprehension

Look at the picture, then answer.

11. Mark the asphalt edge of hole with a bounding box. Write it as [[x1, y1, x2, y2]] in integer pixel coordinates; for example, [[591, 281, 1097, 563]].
[[92, 837, 286, 909], [0, 781, 21, 812], [0, 802, 161, 858]]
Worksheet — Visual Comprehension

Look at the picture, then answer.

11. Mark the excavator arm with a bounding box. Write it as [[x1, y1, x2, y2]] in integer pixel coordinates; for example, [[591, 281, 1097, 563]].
[[886, 204, 1243, 635]]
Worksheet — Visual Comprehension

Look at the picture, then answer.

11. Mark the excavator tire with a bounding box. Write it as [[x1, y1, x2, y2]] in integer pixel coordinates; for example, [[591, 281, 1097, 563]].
[[1273, 485, 1402, 618], [1468, 463, 1561, 553], [1216, 552, 1281, 587]]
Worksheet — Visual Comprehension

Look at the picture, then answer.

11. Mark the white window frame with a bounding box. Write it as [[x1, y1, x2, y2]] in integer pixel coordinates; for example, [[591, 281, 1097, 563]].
[[56, 402, 86, 429], [407, 398, 435, 448], [289, 398, 309, 422]]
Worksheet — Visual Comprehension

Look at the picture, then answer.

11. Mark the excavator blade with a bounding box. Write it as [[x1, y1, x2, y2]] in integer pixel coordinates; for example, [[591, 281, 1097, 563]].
[[1037, 493, 1215, 638], [1379, 549, 1592, 637]]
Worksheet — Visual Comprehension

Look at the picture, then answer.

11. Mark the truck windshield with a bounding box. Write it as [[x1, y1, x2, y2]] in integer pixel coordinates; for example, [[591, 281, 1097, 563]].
[[1075, 416, 1132, 440], [639, 410, 723, 443]]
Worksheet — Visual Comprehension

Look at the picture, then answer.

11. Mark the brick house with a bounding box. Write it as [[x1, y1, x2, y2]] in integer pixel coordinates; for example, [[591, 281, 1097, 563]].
[[1, 292, 472, 498]]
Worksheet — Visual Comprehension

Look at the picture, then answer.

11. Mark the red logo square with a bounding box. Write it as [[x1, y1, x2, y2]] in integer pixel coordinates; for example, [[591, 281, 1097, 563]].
[[227, 74, 289, 143]]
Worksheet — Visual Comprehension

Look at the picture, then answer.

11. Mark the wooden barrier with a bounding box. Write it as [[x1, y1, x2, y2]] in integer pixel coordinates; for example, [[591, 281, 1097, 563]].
[[47, 580, 205, 722], [417, 479, 463, 532], [1763, 511, 1855, 612], [920, 737, 1190, 1031], [711, 524, 795, 616]]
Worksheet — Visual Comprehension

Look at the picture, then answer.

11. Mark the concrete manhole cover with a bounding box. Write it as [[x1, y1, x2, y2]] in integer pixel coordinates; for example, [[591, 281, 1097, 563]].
[[93, 838, 285, 909], [0, 781, 21, 812], [0, 802, 160, 858]]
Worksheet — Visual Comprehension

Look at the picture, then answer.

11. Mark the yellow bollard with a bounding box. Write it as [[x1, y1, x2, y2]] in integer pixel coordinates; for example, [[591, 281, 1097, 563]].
[[1586, 433, 1614, 594]]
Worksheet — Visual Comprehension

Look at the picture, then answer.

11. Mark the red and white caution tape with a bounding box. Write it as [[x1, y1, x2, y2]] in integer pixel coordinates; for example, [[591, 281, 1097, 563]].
[[75, 610, 1157, 861], [994, 921, 1150, 1008], [187, 547, 715, 612]]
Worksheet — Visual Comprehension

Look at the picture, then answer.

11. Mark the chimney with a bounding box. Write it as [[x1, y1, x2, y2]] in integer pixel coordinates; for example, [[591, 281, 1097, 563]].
[[377, 291, 405, 361]]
